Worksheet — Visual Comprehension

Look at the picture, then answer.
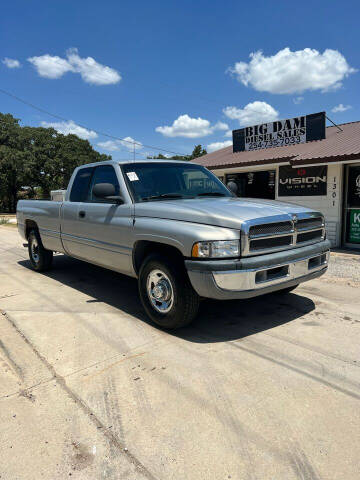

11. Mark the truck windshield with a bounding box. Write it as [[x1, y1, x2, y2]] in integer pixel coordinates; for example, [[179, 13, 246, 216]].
[[122, 162, 232, 203]]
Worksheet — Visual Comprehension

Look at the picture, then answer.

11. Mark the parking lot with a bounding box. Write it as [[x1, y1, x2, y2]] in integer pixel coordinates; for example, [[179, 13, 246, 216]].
[[1, 225, 360, 479]]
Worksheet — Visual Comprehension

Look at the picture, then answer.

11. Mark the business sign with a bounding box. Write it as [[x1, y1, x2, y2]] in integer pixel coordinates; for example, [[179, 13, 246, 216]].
[[233, 112, 326, 152], [348, 209, 360, 243], [278, 165, 327, 196]]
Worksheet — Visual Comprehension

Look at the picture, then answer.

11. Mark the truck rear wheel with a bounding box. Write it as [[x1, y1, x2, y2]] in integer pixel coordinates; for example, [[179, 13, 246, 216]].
[[138, 254, 200, 329], [28, 229, 53, 272]]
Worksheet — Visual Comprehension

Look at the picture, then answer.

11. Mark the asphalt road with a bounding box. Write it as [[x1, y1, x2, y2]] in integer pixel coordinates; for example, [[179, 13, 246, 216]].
[[1, 225, 359, 480]]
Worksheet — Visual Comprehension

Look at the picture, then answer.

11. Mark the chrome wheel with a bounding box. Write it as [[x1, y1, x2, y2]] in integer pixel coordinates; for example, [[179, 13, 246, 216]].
[[146, 269, 174, 314], [30, 236, 40, 263]]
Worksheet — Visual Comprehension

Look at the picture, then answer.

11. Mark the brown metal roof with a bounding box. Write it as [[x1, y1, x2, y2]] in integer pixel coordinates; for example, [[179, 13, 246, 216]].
[[194, 121, 360, 169]]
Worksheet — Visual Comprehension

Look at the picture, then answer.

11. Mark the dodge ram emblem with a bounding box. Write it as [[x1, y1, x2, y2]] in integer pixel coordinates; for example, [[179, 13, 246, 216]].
[[292, 214, 298, 224]]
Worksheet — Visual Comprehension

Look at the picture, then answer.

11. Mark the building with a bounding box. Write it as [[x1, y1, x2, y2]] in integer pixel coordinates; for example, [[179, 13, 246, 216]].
[[195, 119, 360, 249]]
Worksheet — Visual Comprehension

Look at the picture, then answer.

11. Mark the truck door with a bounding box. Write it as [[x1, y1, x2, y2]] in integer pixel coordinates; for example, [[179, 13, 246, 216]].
[[62, 164, 134, 274]]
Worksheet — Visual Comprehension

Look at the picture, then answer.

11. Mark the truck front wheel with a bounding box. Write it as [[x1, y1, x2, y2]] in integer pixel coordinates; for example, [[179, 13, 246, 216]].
[[28, 229, 53, 272], [139, 254, 200, 329]]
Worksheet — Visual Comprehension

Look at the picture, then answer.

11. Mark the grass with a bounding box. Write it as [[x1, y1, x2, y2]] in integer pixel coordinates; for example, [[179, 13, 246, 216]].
[[0, 217, 17, 226]]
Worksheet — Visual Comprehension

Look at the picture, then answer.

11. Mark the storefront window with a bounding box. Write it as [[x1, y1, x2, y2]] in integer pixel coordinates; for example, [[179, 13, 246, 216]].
[[225, 170, 276, 199], [345, 165, 360, 245]]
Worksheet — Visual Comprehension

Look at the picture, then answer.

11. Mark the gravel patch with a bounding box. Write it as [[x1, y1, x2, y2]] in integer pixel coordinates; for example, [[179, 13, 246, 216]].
[[327, 251, 360, 284]]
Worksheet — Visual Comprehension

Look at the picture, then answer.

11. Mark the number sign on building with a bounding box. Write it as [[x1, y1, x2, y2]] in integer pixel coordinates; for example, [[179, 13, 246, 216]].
[[232, 112, 326, 152]]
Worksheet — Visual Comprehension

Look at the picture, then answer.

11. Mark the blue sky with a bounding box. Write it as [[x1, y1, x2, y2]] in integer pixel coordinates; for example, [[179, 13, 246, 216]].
[[1, 0, 359, 158]]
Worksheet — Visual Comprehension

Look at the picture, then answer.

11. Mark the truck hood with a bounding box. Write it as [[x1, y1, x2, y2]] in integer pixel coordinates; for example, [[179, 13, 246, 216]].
[[134, 197, 317, 230]]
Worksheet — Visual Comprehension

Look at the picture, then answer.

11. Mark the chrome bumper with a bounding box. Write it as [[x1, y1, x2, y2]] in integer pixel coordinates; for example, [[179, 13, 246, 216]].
[[213, 251, 329, 291], [186, 242, 330, 300]]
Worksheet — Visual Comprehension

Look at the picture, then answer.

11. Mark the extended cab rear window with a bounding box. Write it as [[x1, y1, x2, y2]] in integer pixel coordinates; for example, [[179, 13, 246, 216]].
[[70, 167, 94, 202]]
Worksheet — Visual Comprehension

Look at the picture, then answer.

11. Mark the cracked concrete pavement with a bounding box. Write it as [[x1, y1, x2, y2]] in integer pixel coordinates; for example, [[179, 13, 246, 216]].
[[0, 225, 359, 479]]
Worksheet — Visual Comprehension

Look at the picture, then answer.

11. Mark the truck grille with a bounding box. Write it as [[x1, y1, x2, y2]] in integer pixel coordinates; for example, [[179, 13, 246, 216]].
[[249, 221, 292, 237], [296, 217, 323, 231], [244, 215, 325, 255], [297, 230, 323, 243], [250, 235, 293, 250]]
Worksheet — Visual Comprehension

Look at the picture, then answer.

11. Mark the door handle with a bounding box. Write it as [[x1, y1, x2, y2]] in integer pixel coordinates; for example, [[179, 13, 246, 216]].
[[79, 210, 86, 218]]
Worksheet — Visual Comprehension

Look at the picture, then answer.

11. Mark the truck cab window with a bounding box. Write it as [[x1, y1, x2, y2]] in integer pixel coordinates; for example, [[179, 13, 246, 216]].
[[69, 167, 94, 202], [87, 165, 120, 203], [122, 162, 230, 202]]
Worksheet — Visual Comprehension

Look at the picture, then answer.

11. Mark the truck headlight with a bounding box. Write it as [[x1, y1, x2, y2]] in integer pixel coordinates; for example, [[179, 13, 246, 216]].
[[191, 240, 240, 258]]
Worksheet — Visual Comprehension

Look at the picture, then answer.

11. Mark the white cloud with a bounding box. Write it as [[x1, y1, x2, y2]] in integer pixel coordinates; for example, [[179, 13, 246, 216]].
[[224, 130, 232, 138], [293, 96, 304, 104], [41, 120, 98, 140], [28, 55, 73, 79], [28, 48, 121, 85], [223, 101, 279, 126], [156, 114, 228, 138], [97, 136, 143, 152], [331, 103, 352, 113], [213, 121, 229, 131], [66, 48, 121, 85], [228, 48, 356, 94], [2, 57, 21, 68], [97, 140, 120, 151], [120, 136, 143, 151], [207, 140, 232, 153]]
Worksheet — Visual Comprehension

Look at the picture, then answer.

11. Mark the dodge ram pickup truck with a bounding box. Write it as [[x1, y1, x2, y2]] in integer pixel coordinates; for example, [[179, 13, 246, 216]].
[[17, 160, 330, 328]]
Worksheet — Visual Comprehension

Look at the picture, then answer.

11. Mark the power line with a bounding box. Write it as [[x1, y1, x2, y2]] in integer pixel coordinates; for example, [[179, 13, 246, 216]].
[[0, 87, 337, 153], [0, 118, 171, 160], [0, 87, 189, 156]]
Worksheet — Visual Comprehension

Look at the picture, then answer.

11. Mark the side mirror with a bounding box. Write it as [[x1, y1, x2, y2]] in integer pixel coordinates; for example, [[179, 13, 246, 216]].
[[92, 183, 124, 204]]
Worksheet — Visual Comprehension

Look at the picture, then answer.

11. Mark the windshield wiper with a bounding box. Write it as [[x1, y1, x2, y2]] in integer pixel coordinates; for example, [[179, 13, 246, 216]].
[[141, 193, 184, 201], [196, 192, 227, 197]]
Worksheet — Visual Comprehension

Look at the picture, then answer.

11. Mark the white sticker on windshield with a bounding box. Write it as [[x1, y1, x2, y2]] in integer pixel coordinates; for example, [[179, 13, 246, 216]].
[[126, 171, 139, 181]]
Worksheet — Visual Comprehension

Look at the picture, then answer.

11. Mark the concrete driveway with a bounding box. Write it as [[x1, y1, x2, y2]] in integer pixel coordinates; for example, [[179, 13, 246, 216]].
[[0, 225, 359, 479]]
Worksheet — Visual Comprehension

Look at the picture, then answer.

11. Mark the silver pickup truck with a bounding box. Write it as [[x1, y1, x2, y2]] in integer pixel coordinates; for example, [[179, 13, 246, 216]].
[[17, 159, 330, 328]]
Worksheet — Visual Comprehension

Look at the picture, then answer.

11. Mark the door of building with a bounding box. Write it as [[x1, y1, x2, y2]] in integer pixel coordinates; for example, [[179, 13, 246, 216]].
[[343, 164, 360, 249]]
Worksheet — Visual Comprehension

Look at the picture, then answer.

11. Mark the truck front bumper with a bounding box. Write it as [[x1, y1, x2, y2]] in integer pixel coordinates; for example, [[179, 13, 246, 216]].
[[185, 240, 330, 300]]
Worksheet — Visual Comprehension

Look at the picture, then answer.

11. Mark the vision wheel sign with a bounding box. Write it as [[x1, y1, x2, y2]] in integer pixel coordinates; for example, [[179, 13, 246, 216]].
[[278, 165, 328, 196]]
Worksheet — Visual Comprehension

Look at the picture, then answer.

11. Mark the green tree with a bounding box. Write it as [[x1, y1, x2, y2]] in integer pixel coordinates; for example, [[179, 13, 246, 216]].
[[0, 113, 26, 212], [0, 112, 111, 212], [22, 128, 110, 197], [190, 144, 207, 159], [147, 144, 207, 161]]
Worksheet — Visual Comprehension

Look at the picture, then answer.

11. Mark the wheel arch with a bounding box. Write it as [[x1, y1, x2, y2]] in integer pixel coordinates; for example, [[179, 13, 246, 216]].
[[132, 240, 185, 276], [25, 219, 39, 239]]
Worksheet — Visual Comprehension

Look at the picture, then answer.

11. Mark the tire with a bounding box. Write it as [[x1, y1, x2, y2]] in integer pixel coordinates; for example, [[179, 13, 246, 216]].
[[28, 229, 53, 272], [276, 284, 299, 294], [138, 254, 200, 329]]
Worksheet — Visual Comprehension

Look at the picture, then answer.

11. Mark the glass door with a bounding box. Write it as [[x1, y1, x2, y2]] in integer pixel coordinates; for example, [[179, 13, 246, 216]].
[[343, 164, 360, 248]]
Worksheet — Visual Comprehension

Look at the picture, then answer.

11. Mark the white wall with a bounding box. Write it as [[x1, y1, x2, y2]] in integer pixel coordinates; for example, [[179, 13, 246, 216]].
[[274, 164, 343, 247], [215, 163, 344, 247]]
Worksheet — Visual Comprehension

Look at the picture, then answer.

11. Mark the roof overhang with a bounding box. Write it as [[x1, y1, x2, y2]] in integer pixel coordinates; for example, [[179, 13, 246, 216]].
[[209, 156, 293, 170], [208, 153, 360, 170]]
